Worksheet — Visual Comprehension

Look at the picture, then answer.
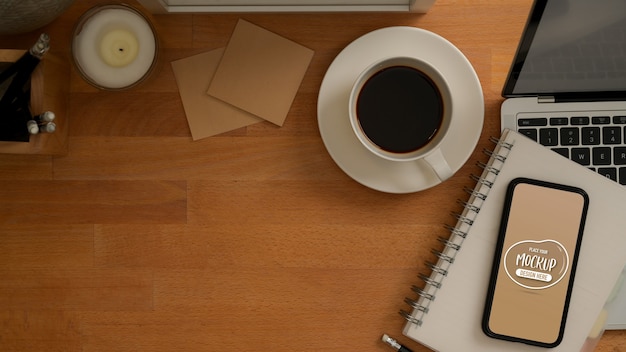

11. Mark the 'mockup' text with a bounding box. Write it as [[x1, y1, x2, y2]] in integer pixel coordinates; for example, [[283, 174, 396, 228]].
[[516, 253, 557, 272]]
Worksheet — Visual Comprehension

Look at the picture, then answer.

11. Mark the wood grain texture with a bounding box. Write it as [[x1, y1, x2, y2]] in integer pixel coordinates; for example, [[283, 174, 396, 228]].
[[0, 180, 187, 224], [0, 0, 623, 351]]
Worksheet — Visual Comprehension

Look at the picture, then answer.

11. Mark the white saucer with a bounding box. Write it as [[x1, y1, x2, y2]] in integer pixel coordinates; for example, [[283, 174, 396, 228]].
[[317, 26, 484, 193]]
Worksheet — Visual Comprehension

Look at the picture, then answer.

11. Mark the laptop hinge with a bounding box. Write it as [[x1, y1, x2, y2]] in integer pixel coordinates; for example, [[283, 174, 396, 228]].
[[538, 96, 555, 104]]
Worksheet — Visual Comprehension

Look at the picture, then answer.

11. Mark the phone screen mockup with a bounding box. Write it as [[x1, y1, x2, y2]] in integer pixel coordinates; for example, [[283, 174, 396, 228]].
[[482, 178, 589, 347]]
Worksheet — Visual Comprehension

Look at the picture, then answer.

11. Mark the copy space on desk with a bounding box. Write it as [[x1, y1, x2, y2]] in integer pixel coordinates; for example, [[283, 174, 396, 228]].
[[207, 19, 314, 127], [171, 48, 263, 140]]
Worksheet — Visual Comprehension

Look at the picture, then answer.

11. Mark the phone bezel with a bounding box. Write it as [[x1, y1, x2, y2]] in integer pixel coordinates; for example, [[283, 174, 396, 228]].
[[482, 177, 589, 348]]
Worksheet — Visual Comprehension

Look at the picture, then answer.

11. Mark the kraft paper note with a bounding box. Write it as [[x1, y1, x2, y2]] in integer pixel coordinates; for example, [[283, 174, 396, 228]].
[[207, 19, 314, 127], [172, 48, 263, 140]]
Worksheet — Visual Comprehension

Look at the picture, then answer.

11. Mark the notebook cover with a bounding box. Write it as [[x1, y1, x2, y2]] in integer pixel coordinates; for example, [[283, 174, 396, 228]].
[[402, 129, 626, 351]]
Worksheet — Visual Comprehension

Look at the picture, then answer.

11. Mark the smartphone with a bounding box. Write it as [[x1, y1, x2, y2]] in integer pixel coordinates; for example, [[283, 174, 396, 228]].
[[482, 177, 589, 347]]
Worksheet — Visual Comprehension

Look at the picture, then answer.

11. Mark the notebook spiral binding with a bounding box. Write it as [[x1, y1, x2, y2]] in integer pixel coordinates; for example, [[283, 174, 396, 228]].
[[399, 136, 514, 327]]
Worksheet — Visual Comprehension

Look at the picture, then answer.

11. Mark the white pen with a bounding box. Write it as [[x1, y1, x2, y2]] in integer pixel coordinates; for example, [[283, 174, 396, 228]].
[[382, 334, 414, 352], [34, 111, 55, 123], [26, 120, 39, 135], [38, 122, 56, 133]]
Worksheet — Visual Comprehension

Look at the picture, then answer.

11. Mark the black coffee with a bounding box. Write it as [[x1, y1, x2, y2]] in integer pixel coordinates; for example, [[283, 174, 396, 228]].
[[356, 65, 444, 154]]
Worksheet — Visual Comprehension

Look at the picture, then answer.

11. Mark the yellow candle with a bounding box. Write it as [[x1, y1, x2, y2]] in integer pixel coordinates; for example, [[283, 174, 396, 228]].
[[72, 5, 157, 90]]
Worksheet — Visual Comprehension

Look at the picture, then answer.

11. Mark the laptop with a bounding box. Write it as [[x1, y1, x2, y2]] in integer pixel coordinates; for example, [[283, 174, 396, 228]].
[[500, 0, 626, 330]]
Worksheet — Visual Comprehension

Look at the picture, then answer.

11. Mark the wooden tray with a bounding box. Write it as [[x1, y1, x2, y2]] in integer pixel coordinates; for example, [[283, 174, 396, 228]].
[[0, 49, 68, 155]]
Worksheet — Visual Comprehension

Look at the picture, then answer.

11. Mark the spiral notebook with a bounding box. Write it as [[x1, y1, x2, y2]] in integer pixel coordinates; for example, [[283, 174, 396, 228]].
[[400, 129, 626, 351]]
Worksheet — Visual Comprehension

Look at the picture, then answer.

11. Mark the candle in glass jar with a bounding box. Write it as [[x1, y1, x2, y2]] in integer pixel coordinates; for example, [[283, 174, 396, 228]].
[[72, 5, 157, 90]]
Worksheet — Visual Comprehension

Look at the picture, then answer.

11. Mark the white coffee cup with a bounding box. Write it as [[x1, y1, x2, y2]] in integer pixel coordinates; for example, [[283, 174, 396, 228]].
[[348, 56, 453, 181]]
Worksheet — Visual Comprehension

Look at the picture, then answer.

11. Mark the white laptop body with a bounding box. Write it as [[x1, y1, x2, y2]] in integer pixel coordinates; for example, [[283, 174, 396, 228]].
[[500, 0, 626, 330]]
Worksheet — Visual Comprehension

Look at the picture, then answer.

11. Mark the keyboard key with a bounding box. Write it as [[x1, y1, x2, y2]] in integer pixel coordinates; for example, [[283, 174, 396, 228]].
[[598, 167, 617, 182], [552, 148, 569, 158], [560, 128, 579, 145], [592, 116, 611, 124], [593, 147, 612, 165], [518, 118, 547, 127], [571, 148, 591, 165], [603, 126, 622, 144], [614, 116, 626, 124], [615, 147, 626, 165], [518, 128, 538, 141], [571, 116, 590, 125], [620, 168, 626, 185], [516, 109, 626, 186], [550, 117, 569, 125], [539, 128, 558, 146], [581, 127, 601, 145]]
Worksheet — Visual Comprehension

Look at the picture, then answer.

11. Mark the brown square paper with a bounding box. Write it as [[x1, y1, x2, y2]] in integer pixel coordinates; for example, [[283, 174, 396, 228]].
[[207, 19, 314, 126], [172, 48, 263, 140]]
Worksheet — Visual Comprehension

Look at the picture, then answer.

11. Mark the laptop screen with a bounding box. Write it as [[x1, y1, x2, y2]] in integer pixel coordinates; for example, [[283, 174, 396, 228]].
[[502, 0, 626, 99]]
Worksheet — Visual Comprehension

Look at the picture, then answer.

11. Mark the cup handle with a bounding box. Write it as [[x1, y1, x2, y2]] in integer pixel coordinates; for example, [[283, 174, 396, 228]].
[[423, 148, 453, 181]]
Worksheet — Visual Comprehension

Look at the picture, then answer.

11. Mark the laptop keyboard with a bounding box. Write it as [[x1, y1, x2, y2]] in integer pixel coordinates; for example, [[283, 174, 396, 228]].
[[516, 111, 626, 185]]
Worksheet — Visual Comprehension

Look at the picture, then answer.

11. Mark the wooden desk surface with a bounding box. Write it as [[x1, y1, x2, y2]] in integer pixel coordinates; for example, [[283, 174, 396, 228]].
[[0, 0, 624, 350]]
